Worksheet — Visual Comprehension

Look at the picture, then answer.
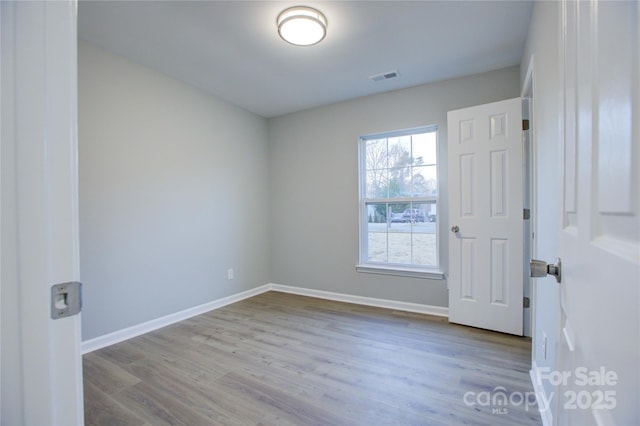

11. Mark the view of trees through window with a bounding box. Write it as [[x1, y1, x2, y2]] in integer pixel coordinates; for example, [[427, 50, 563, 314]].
[[360, 128, 438, 268]]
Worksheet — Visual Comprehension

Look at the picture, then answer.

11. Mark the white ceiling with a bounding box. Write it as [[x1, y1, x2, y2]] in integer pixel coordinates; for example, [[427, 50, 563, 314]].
[[78, 1, 533, 118]]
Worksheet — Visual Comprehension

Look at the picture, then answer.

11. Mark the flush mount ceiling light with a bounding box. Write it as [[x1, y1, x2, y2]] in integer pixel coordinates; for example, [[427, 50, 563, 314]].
[[277, 6, 327, 46]]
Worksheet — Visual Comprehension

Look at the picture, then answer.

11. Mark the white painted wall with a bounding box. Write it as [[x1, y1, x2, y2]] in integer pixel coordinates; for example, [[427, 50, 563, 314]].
[[268, 67, 521, 306], [79, 42, 270, 340], [1, 3, 24, 421], [520, 1, 562, 416]]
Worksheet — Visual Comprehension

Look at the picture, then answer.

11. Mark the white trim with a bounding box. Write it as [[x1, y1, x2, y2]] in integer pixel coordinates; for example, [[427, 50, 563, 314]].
[[530, 361, 554, 426], [270, 283, 449, 317], [2, 2, 83, 424], [82, 283, 449, 354], [522, 54, 536, 340], [81, 284, 271, 354], [355, 264, 445, 280]]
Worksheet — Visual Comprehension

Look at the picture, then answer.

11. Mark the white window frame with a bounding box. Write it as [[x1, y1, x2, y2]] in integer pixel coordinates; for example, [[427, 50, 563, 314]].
[[356, 125, 445, 280]]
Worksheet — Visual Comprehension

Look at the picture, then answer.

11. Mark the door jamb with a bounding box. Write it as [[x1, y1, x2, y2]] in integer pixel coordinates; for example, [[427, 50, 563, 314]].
[[521, 58, 536, 339]]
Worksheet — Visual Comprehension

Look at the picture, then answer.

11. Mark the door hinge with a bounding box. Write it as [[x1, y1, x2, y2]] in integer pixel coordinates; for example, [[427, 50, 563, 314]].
[[523, 297, 530, 308], [523, 208, 531, 220], [522, 119, 530, 131]]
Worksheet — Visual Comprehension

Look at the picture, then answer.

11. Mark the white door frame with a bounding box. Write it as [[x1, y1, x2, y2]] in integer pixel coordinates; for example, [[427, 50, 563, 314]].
[[1, 1, 84, 424], [522, 61, 535, 339], [522, 55, 559, 426]]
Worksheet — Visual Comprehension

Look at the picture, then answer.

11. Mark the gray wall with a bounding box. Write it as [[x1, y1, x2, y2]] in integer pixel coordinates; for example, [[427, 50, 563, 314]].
[[79, 42, 522, 341], [79, 42, 270, 340], [268, 66, 521, 306]]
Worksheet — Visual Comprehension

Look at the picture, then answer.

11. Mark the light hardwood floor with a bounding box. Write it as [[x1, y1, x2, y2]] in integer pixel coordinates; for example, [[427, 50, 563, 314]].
[[83, 291, 541, 425]]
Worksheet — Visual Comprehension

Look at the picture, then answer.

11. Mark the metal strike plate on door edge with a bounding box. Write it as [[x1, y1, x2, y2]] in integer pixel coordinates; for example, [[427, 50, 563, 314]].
[[51, 281, 82, 319]]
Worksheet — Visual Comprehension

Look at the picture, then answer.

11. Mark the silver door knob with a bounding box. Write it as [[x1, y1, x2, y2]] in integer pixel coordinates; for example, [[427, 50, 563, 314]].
[[451, 225, 459, 233], [530, 258, 562, 283]]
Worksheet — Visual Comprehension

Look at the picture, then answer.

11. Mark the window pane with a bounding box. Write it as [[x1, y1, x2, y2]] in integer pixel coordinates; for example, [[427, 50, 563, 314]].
[[366, 203, 388, 263], [366, 203, 388, 224], [412, 132, 437, 166], [411, 202, 437, 266], [365, 138, 387, 171], [388, 136, 411, 168], [387, 202, 409, 224], [427, 203, 437, 222], [388, 167, 411, 198], [388, 232, 412, 265], [412, 165, 437, 196], [412, 233, 436, 266], [366, 170, 388, 198], [387, 203, 411, 265]]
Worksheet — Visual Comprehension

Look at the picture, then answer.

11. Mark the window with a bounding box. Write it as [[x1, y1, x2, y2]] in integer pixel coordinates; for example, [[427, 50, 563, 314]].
[[357, 126, 442, 278]]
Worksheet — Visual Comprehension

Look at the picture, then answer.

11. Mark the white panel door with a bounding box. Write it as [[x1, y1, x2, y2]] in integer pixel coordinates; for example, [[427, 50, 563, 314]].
[[554, 1, 639, 424], [1, 1, 83, 424], [448, 98, 524, 335]]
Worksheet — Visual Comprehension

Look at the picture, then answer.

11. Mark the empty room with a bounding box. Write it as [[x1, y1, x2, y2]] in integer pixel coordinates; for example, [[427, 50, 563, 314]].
[[1, 1, 638, 425]]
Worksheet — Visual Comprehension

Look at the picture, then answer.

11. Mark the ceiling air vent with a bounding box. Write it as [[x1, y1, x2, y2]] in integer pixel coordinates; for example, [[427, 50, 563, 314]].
[[369, 70, 399, 82]]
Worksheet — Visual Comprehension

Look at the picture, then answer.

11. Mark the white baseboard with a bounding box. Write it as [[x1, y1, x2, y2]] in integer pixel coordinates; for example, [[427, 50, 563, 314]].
[[269, 283, 449, 317], [530, 361, 554, 426], [81, 284, 271, 354], [82, 283, 449, 354]]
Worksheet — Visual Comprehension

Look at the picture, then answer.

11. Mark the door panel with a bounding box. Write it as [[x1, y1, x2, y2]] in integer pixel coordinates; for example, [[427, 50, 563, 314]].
[[460, 238, 477, 300], [490, 150, 508, 217], [556, 1, 639, 424], [448, 98, 524, 335], [490, 238, 508, 305], [460, 154, 476, 217]]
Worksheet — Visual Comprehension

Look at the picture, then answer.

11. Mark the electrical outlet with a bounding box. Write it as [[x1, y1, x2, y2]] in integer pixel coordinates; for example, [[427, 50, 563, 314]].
[[542, 332, 548, 360], [227, 268, 234, 280]]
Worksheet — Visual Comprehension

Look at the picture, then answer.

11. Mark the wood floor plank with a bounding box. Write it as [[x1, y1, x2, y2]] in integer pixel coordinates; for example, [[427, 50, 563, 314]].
[[84, 291, 541, 425], [96, 340, 148, 365], [122, 358, 240, 424], [83, 352, 142, 395], [111, 380, 217, 426], [83, 380, 146, 426], [215, 371, 356, 425]]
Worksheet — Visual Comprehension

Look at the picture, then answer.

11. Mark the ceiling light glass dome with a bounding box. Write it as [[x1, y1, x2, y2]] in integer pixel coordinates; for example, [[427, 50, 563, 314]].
[[277, 6, 327, 46]]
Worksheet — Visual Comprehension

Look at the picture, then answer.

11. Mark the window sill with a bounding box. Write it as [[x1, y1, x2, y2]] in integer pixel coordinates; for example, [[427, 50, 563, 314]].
[[355, 264, 446, 280]]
